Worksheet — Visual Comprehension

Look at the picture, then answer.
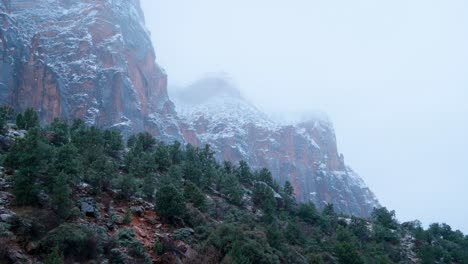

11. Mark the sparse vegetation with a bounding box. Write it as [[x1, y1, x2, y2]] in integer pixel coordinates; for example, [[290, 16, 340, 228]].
[[0, 108, 466, 263]]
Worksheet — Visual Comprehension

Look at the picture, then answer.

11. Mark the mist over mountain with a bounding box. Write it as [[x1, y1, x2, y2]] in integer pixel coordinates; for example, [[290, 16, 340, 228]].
[[0, 0, 466, 263]]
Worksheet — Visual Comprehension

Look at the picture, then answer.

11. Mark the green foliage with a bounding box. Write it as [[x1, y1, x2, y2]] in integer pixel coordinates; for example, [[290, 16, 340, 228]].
[[283, 180, 294, 196], [0, 106, 13, 134], [16, 108, 40, 130], [220, 172, 243, 205], [335, 241, 364, 264], [155, 184, 185, 223], [50, 171, 71, 219], [102, 129, 124, 158], [236, 160, 253, 186], [265, 224, 283, 249], [256, 168, 274, 187], [154, 240, 164, 255], [117, 173, 137, 199], [51, 144, 81, 185], [184, 181, 207, 211], [47, 118, 69, 146], [123, 208, 132, 225], [154, 144, 171, 172], [284, 221, 305, 245], [2, 115, 466, 264], [40, 224, 98, 261], [117, 228, 151, 262], [163, 165, 183, 188], [372, 207, 398, 230], [44, 246, 64, 264], [6, 128, 52, 205], [252, 182, 276, 218], [298, 203, 319, 223]]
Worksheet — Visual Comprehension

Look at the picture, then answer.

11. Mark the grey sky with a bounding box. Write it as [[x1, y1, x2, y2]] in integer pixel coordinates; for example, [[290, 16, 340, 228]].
[[141, 0, 468, 232]]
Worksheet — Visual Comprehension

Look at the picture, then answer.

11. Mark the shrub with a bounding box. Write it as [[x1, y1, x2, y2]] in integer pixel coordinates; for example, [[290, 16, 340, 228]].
[[123, 208, 132, 225], [44, 246, 64, 264], [109, 248, 127, 264], [335, 242, 364, 264], [40, 224, 98, 261], [117, 228, 151, 262], [154, 240, 164, 255]]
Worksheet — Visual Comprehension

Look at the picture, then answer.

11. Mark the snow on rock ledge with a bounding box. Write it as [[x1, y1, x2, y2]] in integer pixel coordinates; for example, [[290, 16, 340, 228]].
[[174, 75, 380, 217]]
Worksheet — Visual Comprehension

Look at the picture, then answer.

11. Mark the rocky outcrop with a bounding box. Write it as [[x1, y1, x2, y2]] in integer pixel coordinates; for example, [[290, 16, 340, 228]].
[[174, 76, 380, 217], [0, 0, 379, 217], [0, 0, 181, 140]]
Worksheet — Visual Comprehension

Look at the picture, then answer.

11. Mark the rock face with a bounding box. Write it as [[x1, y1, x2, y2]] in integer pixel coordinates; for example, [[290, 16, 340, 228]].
[[0, 0, 181, 140], [174, 76, 380, 217], [0, 0, 379, 216]]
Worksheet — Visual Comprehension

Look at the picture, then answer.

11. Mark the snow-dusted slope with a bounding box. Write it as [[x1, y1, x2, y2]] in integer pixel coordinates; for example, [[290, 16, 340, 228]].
[[174, 76, 380, 217], [0, 0, 379, 217], [0, 0, 181, 140]]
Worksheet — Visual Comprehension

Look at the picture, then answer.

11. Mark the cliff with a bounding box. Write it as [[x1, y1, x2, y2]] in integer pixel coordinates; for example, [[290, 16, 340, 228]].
[[0, 0, 181, 140], [173, 76, 380, 216], [0, 0, 379, 216]]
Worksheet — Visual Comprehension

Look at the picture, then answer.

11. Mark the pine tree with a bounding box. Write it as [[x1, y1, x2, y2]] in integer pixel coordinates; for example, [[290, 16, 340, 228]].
[[52, 144, 81, 186], [51, 171, 71, 219], [237, 160, 253, 186], [220, 173, 243, 205], [0, 106, 13, 134], [16, 108, 40, 130], [298, 203, 319, 223], [154, 144, 171, 172], [155, 184, 185, 223], [48, 118, 69, 146], [184, 181, 206, 211], [283, 181, 294, 197], [6, 127, 52, 205], [103, 129, 124, 158]]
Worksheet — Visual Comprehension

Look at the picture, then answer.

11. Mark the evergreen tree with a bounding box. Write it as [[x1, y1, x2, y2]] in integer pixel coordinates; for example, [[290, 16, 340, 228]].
[[51, 144, 81, 186], [163, 165, 183, 189], [48, 118, 69, 146], [103, 129, 124, 158], [252, 182, 276, 222], [283, 181, 294, 197], [51, 171, 71, 219], [154, 144, 171, 172], [371, 207, 398, 229], [142, 172, 156, 198], [256, 168, 274, 186], [298, 202, 319, 223], [6, 127, 52, 205], [16, 108, 40, 130], [220, 173, 243, 205], [335, 242, 364, 264], [0, 106, 13, 134], [169, 141, 182, 165], [265, 224, 283, 249], [155, 184, 185, 223], [184, 181, 207, 211], [236, 160, 253, 186]]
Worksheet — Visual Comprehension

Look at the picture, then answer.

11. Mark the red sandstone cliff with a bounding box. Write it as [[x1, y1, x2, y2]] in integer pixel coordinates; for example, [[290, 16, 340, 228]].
[[173, 76, 380, 217], [0, 0, 379, 217], [0, 0, 181, 140]]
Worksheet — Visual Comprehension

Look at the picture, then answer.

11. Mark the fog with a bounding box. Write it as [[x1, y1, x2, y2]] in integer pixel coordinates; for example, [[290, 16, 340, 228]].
[[141, 0, 468, 232]]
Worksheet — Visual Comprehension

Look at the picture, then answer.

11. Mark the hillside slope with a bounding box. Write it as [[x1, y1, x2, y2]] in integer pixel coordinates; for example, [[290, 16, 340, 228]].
[[0, 0, 379, 217]]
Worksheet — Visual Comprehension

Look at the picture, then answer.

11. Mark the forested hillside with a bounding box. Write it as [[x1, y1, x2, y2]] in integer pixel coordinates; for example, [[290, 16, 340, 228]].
[[0, 107, 466, 264]]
